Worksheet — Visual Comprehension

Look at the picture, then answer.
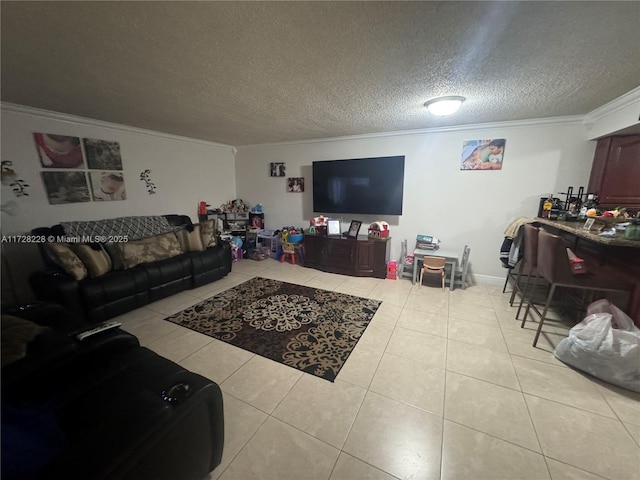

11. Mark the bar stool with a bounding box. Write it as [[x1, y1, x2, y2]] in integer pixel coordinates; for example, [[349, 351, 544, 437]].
[[522, 229, 633, 347], [514, 224, 545, 319]]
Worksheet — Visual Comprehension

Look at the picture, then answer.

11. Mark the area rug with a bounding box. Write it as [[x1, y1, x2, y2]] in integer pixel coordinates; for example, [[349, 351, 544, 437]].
[[165, 277, 381, 382]]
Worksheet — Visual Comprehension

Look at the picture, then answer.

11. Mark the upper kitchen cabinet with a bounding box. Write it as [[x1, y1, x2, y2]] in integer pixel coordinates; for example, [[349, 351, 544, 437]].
[[588, 135, 640, 210]]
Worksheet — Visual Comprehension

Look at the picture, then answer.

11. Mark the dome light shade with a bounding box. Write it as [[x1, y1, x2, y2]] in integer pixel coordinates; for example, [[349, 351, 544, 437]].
[[424, 96, 466, 116]]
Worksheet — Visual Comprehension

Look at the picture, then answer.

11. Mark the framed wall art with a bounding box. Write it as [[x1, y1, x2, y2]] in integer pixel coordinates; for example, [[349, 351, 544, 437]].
[[83, 138, 123, 170], [34, 133, 85, 169], [287, 177, 304, 192], [41, 171, 91, 204], [89, 171, 126, 201], [460, 139, 506, 170], [270, 162, 286, 177]]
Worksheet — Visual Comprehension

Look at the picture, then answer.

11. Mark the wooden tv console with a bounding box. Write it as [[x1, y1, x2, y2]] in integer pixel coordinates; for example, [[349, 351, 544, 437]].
[[303, 234, 391, 278]]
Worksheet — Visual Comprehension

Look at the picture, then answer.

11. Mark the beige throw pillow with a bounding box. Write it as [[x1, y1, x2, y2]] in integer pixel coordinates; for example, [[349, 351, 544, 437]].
[[45, 243, 88, 281], [175, 225, 205, 252], [117, 232, 182, 269], [103, 242, 125, 270], [199, 220, 217, 248], [71, 244, 113, 278]]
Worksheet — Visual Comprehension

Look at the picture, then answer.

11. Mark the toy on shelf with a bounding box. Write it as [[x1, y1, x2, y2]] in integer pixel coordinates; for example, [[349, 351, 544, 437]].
[[221, 198, 250, 213], [368, 221, 390, 239], [310, 215, 328, 235]]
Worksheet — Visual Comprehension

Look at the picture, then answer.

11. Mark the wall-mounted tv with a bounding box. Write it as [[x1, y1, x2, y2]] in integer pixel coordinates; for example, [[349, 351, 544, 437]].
[[312, 156, 405, 215]]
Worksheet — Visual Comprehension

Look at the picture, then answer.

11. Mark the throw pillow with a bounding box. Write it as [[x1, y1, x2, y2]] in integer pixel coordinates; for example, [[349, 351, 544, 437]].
[[45, 243, 88, 281], [117, 232, 182, 269], [175, 225, 205, 252], [103, 242, 125, 270], [71, 244, 113, 278], [199, 220, 217, 248]]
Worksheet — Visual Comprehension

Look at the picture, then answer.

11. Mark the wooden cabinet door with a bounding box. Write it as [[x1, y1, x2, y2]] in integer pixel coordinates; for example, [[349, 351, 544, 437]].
[[303, 235, 324, 267], [355, 241, 375, 275], [326, 238, 356, 275], [589, 135, 640, 209]]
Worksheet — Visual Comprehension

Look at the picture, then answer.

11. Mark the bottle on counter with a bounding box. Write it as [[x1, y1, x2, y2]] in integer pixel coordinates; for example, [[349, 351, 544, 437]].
[[541, 194, 553, 218], [578, 193, 598, 220]]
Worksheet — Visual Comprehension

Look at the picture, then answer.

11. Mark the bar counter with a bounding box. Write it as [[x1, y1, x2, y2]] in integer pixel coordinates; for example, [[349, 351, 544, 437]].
[[534, 217, 640, 248], [533, 217, 640, 325]]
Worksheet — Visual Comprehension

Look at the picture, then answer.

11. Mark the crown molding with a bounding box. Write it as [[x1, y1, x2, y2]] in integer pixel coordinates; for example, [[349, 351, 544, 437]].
[[237, 115, 585, 151], [1, 102, 235, 151], [582, 86, 640, 126]]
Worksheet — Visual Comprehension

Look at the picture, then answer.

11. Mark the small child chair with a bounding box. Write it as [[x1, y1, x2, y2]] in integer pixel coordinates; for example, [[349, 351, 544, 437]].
[[419, 256, 447, 291]]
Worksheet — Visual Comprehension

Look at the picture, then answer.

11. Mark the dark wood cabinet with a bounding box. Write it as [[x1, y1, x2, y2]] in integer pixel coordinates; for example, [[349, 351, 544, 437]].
[[588, 135, 640, 210], [303, 235, 390, 278]]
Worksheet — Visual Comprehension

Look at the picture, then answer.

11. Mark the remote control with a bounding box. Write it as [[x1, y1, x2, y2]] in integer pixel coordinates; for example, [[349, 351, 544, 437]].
[[75, 321, 122, 341]]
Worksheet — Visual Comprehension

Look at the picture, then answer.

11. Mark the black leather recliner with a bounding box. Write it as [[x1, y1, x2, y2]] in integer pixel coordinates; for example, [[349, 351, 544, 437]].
[[1, 303, 224, 480]]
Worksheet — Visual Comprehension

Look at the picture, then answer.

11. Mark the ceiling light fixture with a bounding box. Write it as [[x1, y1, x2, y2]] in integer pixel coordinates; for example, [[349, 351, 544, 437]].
[[424, 96, 466, 116]]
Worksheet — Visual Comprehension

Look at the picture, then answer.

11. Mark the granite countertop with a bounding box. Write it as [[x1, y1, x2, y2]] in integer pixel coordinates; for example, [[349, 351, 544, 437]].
[[535, 217, 640, 248]]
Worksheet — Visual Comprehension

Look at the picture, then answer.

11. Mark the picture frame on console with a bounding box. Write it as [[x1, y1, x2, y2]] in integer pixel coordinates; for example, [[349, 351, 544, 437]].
[[328, 219, 340, 235], [347, 220, 362, 238]]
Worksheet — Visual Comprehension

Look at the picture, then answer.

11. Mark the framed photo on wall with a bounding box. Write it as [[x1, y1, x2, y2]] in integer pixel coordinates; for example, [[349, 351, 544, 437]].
[[34, 133, 85, 169], [41, 171, 91, 204], [287, 177, 304, 192], [460, 138, 506, 170], [89, 171, 126, 201], [83, 139, 123, 170], [270, 162, 286, 177]]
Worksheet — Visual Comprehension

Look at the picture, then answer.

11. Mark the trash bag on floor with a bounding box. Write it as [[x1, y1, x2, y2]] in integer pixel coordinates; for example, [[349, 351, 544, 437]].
[[554, 299, 640, 392]]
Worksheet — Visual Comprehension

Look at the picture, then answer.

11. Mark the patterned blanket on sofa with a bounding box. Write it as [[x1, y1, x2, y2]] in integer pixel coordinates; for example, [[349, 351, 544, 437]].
[[60, 216, 174, 241]]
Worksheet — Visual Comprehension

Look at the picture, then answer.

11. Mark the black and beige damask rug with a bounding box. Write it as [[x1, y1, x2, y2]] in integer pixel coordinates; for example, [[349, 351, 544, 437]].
[[165, 277, 381, 382]]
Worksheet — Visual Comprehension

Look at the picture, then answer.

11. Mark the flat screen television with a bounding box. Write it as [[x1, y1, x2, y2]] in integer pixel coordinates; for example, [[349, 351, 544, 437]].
[[312, 156, 405, 215]]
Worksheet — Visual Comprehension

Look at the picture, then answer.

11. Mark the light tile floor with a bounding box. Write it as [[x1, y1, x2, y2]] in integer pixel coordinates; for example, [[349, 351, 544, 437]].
[[114, 259, 640, 480]]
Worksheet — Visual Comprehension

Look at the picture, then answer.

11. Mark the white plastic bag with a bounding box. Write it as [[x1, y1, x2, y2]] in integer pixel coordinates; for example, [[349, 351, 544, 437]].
[[554, 299, 640, 392]]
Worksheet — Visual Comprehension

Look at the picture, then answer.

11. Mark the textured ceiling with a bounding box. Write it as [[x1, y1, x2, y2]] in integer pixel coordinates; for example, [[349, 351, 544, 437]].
[[2, 1, 639, 146]]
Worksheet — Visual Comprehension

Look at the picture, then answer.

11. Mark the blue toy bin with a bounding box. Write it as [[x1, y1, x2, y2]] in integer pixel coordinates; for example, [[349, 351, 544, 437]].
[[287, 233, 304, 244]]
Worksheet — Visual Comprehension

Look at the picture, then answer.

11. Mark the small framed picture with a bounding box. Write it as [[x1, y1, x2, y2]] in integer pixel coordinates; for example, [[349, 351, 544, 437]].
[[83, 138, 123, 170], [347, 220, 362, 238], [328, 219, 341, 235], [583, 218, 595, 231], [287, 177, 304, 192], [41, 171, 91, 204], [34, 133, 85, 169], [270, 162, 286, 177]]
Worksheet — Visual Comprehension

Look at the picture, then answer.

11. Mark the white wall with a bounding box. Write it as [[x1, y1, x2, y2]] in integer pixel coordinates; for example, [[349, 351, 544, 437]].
[[0, 104, 237, 234], [235, 118, 595, 281]]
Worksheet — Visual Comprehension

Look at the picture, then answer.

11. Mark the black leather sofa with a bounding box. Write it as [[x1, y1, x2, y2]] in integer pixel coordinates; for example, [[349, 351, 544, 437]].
[[1, 303, 224, 480], [29, 215, 231, 325]]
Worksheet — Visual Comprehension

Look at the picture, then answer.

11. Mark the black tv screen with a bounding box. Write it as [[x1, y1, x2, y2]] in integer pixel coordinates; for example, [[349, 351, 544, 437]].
[[312, 156, 405, 215]]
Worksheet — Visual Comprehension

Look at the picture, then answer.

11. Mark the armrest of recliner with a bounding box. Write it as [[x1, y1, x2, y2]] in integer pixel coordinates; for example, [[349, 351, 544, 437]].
[[2, 325, 140, 398], [28, 270, 87, 326]]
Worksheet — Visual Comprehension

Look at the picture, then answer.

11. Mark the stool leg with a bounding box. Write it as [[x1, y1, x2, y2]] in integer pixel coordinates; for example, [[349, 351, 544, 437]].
[[502, 269, 510, 293], [509, 260, 526, 306], [520, 272, 540, 327], [291, 252, 296, 265], [533, 284, 556, 347]]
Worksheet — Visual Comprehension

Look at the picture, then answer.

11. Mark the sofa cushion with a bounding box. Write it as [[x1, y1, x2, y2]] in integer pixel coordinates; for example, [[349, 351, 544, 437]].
[[175, 225, 205, 252], [71, 244, 112, 278], [117, 232, 182, 269], [199, 220, 217, 248], [45, 243, 88, 281]]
